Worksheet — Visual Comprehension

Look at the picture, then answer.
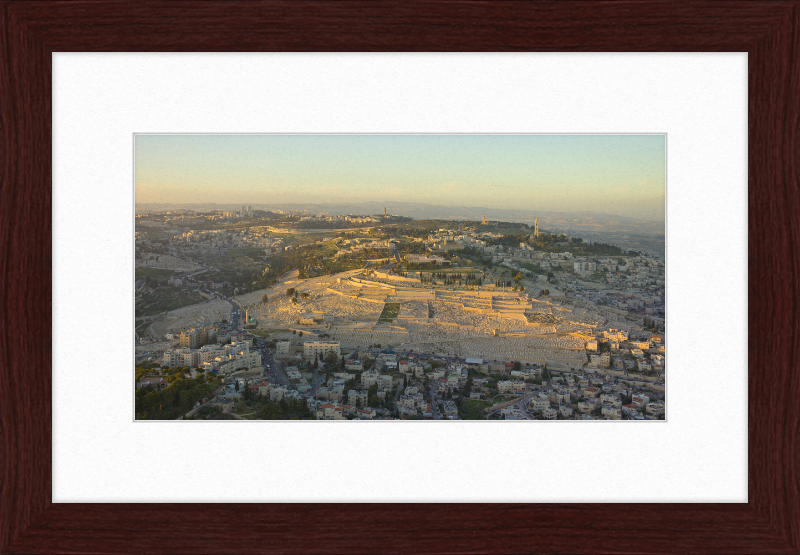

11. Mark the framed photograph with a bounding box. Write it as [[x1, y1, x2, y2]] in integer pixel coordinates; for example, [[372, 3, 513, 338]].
[[133, 133, 666, 423], [2, 2, 797, 553]]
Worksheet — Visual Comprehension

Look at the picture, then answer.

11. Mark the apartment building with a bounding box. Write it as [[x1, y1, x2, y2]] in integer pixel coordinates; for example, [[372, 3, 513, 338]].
[[498, 380, 527, 394], [161, 347, 200, 367], [541, 407, 558, 420], [217, 349, 262, 375], [530, 397, 550, 412], [600, 394, 622, 408], [345, 360, 364, 372], [361, 369, 378, 388], [180, 327, 215, 349], [303, 341, 341, 360], [583, 386, 599, 398], [601, 405, 622, 419]]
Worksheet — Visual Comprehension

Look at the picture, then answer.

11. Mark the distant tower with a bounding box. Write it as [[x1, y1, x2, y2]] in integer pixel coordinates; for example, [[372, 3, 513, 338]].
[[482, 214, 487, 225], [384, 207, 387, 216], [534, 217, 539, 238]]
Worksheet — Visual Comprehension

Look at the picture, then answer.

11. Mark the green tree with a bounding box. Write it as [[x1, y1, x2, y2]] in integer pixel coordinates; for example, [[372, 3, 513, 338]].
[[262, 294, 268, 304], [179, 389, 192, 412], [325, 351, 339, 367]]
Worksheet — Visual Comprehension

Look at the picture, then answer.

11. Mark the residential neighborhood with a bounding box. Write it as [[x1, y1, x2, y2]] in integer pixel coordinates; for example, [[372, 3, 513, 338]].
[[135, 217, 666, 421]]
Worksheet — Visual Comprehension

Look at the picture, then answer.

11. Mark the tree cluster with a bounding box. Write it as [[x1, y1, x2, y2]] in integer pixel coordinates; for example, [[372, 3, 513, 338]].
[[135, 376, 219, 420]]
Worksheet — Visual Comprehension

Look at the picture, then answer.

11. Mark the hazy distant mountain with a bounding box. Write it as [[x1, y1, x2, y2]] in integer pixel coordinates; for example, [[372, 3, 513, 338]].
[[135, 201, 665, 236]]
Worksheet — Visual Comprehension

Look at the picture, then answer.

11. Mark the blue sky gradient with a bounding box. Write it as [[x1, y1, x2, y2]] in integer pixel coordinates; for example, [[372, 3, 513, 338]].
[[135, 134, 666, 221]]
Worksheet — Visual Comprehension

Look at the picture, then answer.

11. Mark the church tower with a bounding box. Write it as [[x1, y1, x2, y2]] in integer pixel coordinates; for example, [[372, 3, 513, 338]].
[[534, 217, 539, 238]]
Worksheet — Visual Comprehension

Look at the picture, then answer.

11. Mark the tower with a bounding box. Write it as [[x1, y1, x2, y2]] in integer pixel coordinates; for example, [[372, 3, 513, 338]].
[[482, 214, 487, 225], [384, 207, 386, 216], [534, 217, 539, 238]]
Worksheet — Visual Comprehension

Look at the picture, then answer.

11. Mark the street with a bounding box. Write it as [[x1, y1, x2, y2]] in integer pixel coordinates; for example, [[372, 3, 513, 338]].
[[256, 339, 289, 386], [430, 381, 440, 419]]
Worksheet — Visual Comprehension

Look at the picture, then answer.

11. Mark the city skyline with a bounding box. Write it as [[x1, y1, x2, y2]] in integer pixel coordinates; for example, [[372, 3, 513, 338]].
[[134, 134, 666, 221]]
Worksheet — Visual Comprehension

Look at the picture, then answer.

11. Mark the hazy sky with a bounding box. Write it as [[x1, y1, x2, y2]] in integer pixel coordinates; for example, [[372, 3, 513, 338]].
[[135, 134, 665, 221]]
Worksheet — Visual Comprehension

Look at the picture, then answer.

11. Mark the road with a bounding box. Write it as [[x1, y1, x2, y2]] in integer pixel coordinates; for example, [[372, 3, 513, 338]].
[[310, 365, 325, 391], [486, 378, 553, 419], [517, 391, 538, 419], [430, 380, 440, 419], [217, 296, 241, 331], [393, 381, 402, 414], [256, 338, 289, 386], [304, 361, 327, 398]]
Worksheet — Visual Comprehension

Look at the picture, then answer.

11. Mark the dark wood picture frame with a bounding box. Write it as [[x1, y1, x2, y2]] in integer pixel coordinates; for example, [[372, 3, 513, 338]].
[[1, 1, 798, 553]]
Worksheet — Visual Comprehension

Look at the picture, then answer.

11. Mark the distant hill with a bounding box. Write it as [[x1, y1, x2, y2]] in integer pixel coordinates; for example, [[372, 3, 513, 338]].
[[135, 201, 664, 236]]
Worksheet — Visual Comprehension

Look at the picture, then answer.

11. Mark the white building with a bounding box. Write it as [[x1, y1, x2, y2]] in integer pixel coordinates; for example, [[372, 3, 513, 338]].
[[269, 387, 286, 401], [541, 407, 558, 420], [217, 349, 262, 375], [600, 394, 622, 408], [276, 341, 291, 355], [361, 369, 378, 388], [601, 405, 622, 419], [161, 347, 200, 367], [348, 389, 368, 407], [530, 397, 550, 412], [303, 341, 341, 360], [498, 380, 526, 394]]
